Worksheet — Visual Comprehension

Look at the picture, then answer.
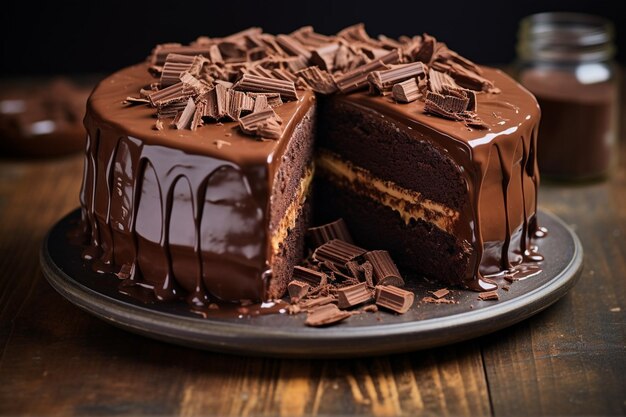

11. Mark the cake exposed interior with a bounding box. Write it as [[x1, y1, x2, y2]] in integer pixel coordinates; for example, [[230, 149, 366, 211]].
[[79, 25, 543, 307]]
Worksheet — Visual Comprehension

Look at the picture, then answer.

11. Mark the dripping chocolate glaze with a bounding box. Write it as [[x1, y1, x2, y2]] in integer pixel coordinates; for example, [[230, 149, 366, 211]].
[[81, 63, 543, 301], [81, 63, 315, 303], [337, 68, 542, 289]]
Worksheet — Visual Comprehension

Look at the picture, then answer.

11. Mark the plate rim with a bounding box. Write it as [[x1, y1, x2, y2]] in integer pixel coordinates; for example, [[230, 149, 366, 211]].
[[40, 209, 583, 357]]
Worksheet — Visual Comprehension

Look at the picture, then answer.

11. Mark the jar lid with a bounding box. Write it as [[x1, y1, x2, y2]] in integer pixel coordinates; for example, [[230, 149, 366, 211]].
[[518, 12, 615, 62]]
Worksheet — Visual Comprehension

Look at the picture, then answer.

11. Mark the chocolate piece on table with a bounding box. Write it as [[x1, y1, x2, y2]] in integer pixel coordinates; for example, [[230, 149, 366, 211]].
[[363, 250, 405, 287], [308, 218, 354, 248], [305, 304, 352, 327], [336, 282, 374, 309], [375, 285, 414, 314]]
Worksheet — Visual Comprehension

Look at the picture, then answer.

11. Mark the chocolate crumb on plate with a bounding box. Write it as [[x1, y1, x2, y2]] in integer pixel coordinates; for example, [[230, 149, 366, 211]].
[[478, 290, 500, 301], [305, 304, 352, 327], [430, 288, 450, 299]]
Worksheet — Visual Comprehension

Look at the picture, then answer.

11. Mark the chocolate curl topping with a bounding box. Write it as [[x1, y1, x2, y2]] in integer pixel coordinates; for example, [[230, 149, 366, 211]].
[[392, 79, 420, 103], [363, 250, 405, 287], [334, 49, 402, 93], [233, 74, 298, 101], [367, 62, 426, 94], [134, 25, 500, 136], [307, 218, 354, 248]]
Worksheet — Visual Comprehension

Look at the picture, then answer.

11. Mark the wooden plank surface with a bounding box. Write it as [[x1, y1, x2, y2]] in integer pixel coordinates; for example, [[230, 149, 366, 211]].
[[0, 93, 625, 416]]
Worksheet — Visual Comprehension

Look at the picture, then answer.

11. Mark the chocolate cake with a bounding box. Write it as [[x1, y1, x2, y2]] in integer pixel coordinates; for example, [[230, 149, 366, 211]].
[[79, 25, 542, 306]]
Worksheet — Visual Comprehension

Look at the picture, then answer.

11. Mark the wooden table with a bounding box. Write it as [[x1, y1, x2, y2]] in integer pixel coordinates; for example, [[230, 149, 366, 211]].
[[1, 112, 625, 417]]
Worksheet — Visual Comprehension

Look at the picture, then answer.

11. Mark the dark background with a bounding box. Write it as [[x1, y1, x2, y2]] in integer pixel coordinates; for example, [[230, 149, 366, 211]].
[[0, 0, 624, 77]]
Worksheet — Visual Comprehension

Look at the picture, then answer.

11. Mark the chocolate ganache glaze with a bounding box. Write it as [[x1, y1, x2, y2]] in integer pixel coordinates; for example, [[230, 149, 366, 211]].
[[79, 25, 544, 306]]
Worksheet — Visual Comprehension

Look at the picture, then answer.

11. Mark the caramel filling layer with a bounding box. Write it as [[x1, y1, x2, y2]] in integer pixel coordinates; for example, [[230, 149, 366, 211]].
[[271, 164, 314, 255], [316, 150, 458, 233]]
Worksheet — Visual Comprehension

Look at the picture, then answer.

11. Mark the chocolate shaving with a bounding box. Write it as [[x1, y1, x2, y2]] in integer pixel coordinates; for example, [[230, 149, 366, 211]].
[[312, 239, 367, 268], [430, 288, 450, 299], [334, 49, 401, 93], [307, 218, 354, 248], [276, 34, 312, 59], [256, 117, 283, 139], [297, 67, 338, 94], [392, 79, 420, 103], [448, 62, 500, 93], [478, 290, 500, 301], [174, 98, 196, 129], [300, 295, 335, 310], [364, 250, 404, 287], [248, 92, 283, 108], [422, 296, 457, 305], [123, 96, 151, 105], [310, 43, 340, 71], [412, 33, 436, 63], [336, 282, 374, 309], [238, 108, 282, 136], [368, 62, 426, 94], [233, 74, 298, 101], [292, 266, 328, 287], [305, 304, 351, 327], [288, 280, 310, 303], [375, 285, 414, 314]]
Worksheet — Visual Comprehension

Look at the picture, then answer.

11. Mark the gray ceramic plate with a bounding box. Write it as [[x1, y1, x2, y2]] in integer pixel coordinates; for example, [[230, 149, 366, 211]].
[[40, 209, 582, 358]]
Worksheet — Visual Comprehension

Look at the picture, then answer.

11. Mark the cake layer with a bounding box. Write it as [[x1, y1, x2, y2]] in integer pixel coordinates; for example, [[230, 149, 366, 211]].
[[318, 68, 540, 288]]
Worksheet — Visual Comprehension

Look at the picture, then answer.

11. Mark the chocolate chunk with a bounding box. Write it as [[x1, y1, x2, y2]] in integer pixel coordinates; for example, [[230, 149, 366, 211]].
[[233, 74, 298, 101], [368, 62, 426, 94], [252, 94, 270, 113], [305, 304, 351, 327], [256, 117, 283, 139], [364, 250, 404, 287], [227, 90, 254, 121], [336, 282, 374, 309], [248, 92, 283, 108], [448, 62, 500, 93], [174, 98, 196, 129], [425, 91, 470, 115], [392, 79, 420, 103], [300, 295, 336, 310], [238, 108, 282, 137], [428, 69, 459, 94], [375, 285, 414, 314], [307, 218, 354, 248], [292, 266, 328, 287], [276, 34, 312, 59], [431, 288, 450, 299], [334, 49, 401, 93], [310, 43, 340, 71], [421, 296, 457, 305], [312, 239, 366, 268], [288, 280, 310, 302], [123, 96, 151, 105], [478, 290, 500, 301], [149, 43, 215, 66], [297, 67, 338, 94], [148, 82, 189, 107], [412, 33, 436, 63]]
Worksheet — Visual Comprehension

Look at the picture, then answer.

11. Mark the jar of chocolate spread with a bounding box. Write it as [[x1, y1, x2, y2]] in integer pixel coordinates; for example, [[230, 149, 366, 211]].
[[516, 12, 618, 180]]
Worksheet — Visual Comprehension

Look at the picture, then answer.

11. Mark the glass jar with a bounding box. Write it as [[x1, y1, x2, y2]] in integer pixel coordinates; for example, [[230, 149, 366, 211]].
[[515, 12, 619, 181]]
